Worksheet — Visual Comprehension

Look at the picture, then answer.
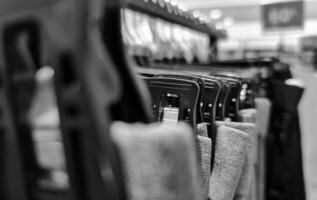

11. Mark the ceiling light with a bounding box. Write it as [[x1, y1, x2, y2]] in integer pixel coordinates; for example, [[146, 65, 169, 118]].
[[193, 10, 200, 18], [209, 9, 223, 20], [202, 16, 210, 23], [223, 17, 234, 27], [179, 3, 188, 11], [170, 0, 178, 6], [215, 22, 224, 30]]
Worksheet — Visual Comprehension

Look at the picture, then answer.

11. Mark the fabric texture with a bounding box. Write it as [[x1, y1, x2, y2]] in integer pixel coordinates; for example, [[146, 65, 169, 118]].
[[197, 135, 212, 200], [209, 125, 249, 200], [197, 123, 217, 175], [111, 122, 200, 200], [255, 98, 272, 200], [197, 122, 217, 193], [239, 109, 257, 123], [196, 123, 212, 200], [216, 121, 256, 200], [255, 98, 272, 137], [238, 108, 258, 200], [197, 123, 209, 137]]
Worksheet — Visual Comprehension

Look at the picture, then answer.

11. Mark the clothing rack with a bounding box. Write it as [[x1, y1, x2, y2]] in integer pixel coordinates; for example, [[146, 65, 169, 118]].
[[121, 0, 226, 39]]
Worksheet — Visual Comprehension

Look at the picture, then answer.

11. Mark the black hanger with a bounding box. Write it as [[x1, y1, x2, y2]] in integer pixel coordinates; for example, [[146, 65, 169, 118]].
[[1, 19, 41, 200], [211, 75, 242, 121], [193, 75, 221, 125], [198, 76, 227, 121], [144, 77, 200, 130], [102, 0, 152, 123], [189, 75, 221, 174], [0, 0, 130, 199], [139, 72, 156, 78], [212, 73, 256, 109], [155, 74, 206, 124]]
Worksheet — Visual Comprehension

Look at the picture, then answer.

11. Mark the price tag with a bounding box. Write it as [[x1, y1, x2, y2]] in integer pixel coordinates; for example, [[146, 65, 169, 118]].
[[262, 1, 304, 31]]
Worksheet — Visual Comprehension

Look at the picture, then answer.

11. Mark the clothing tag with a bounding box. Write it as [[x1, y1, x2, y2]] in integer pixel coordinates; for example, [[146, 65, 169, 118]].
[[29, 66, 69, 189], [162, 107, 179, 127]]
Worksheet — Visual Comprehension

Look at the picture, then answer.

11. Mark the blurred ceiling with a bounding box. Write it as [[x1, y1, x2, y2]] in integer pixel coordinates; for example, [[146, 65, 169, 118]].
[[180, 0, 317, 8], [179, 0, 262, 8], [179, 0, 317, 22]]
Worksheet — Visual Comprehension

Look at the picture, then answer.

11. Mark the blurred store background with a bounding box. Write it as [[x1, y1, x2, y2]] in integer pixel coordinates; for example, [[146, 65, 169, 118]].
[[178, 1, 317, 200], [180, 0, 316, 61], [2, 0, 316, 200]]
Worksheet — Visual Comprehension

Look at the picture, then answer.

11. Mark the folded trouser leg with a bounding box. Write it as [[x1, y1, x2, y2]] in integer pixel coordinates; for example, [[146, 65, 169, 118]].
[[216, 121, 256, 200], [197, 134, 212, 200], [254, 98, 271, 200], [111, 122, 201, 200], [209, 125, 249, 200], [239, 109, 257, 123]]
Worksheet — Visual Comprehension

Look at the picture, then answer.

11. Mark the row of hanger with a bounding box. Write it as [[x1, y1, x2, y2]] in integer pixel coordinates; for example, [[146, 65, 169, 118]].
[[136, 65, 258, 131]]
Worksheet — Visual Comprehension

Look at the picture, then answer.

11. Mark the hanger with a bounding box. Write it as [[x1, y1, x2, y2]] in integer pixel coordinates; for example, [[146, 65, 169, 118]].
[[0, 0, 137, 199], [211, 75, 242, 121], [194, 76, 227, 122], [0, 17, 42, 200], [102, 0, 152, 123], [143, 77, 200, 130], [155, 74, 206, 124], [212, 73, 256, 109], [193, 75, 221, 125]]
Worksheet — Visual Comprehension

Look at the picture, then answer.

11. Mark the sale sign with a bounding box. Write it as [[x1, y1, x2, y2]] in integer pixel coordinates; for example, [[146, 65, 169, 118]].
[[262, 1, 304, 31]]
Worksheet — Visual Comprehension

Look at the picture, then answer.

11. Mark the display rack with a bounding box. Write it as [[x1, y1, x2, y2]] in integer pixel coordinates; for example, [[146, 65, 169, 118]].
[[122, 0, 227, 39]]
